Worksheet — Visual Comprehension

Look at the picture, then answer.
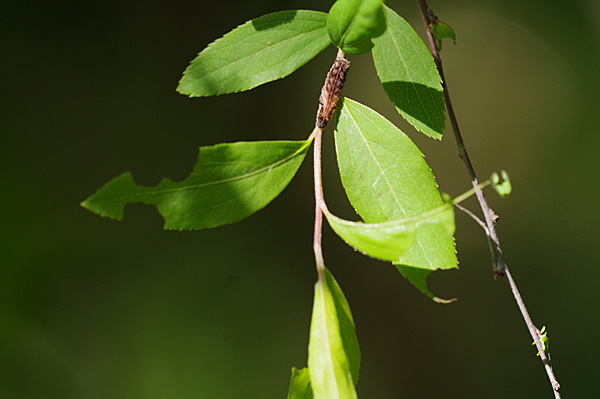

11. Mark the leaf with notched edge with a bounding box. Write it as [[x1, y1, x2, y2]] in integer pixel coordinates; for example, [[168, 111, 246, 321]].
[[81, 140, 311, 230]]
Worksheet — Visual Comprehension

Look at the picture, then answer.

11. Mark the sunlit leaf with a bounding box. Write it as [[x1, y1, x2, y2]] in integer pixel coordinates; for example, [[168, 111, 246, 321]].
[[287, 368, 313, 399], [324, 202, 454, 263], [334, 97, 457, 298], [491, 170, 512, 197], [532, 326, 549, 357], [177, 10, 330, 96], [372, 6, 445, 139], [308, 268, 358, 399], [81, 140, 310, 230], [327, 0, 386, 54], [324, 268, 360, 385]]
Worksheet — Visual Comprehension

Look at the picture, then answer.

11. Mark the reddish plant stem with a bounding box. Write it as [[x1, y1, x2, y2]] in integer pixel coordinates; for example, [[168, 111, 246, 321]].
[[312, 48, 348, 282], [416, 0, 560, 396], [312, 127, 325, 281]]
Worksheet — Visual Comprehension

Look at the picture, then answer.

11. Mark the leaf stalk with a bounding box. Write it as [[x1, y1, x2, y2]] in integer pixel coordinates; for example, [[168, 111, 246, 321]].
[[313, 126, 326, 281], [312, 49, 348, 282]]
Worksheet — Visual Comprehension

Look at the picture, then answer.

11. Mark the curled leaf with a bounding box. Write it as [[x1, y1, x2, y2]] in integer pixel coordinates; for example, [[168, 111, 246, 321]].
[[430, 20, 456, 51], [323, 202, 455, 263], [327, 0, 386, 54], [491, 170, 512, 197]]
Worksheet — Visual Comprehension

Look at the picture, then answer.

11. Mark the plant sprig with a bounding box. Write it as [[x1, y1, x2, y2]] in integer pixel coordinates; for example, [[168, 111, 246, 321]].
[[80, 1, 558, 397]]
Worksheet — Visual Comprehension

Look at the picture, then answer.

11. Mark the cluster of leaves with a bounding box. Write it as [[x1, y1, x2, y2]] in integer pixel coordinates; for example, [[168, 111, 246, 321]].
[[81, 1, 485, 398], [82, 1, 455, 293]]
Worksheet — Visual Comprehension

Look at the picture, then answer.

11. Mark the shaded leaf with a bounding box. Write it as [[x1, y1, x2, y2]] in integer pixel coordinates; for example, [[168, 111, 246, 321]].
[[287, 368, 313, 399], [177, 10, 330, 96], [308, 268, 358, 399], [334, 97, 457, 297], [372, 6, 445, 139], [81, 140, 310, 230], [395, 265, 433, 297], [394, 265, 455, 303], [327, 0, 386, 55], [431, 20, 456, 51]]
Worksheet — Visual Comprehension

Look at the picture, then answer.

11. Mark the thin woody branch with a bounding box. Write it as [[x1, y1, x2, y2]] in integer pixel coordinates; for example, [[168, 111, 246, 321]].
[[416, 0, 560, 396]]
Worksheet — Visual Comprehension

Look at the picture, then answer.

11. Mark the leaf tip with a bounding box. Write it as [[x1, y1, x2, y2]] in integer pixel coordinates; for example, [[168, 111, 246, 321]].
[[433, 296, 458, 304]]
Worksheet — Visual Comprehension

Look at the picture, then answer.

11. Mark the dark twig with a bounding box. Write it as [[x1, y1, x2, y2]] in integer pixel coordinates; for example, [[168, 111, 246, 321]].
[[455, 204, 488, 233], [505, 268, 561, 393], [416, 0, 560, 396]]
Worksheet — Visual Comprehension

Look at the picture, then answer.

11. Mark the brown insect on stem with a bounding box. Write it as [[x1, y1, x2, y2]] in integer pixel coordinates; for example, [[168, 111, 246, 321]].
[[316, 56, 350, 129]]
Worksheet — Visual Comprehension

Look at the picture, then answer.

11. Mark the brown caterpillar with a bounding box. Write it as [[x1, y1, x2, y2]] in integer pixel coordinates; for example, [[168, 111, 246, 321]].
[[316, 57, 350, 129]]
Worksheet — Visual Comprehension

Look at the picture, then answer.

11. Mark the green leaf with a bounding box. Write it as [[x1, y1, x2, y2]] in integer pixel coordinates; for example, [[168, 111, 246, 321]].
[[430, 20, 456, 51], [395, 265, 433, 297], [177, 10, 330, 96], [81, 140, 310, 230], [323, 268, 360, 385], [394, 266, 455, 303], [372, 6, 445, 139], [287, 368, 313, 399], [491, 170, 512, 197], [532, 326, 549, 357], [308, 268, 358, 399], [334, 97, 457, 297], [327, 0, 386, 55], [324, 201, 454, 263]]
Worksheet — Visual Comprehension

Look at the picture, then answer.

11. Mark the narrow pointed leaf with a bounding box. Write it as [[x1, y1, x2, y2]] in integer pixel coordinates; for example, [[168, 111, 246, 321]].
[[372, 6, 445, 139], [81, 140, 310, 230], [308, 268, 358, 399], [324, 202, 454, 263], [177, 10, 330, 96], [334, 97, 457, 296], [287, 368, 313, 399], [323, 268, 360, 385], [327, 0, 386, 55]]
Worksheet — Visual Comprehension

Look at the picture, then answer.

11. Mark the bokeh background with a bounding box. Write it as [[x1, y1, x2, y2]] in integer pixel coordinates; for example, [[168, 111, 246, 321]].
[[2, 0, 599, 397]]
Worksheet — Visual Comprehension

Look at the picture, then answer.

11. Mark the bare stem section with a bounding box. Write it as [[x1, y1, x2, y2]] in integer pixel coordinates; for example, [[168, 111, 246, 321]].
[[313, 127, 325, 281], [415, 0, 560, 396]]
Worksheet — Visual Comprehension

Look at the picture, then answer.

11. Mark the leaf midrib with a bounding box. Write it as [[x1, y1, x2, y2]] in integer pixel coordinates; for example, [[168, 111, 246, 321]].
[[107, 141, 311, 202], [345, 104, 409, 219], [189, 25, 328, 85]]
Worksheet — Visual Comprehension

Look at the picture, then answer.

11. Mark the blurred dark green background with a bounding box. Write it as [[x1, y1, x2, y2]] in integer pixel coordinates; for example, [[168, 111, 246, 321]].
[[2, 0, 599, 397]]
